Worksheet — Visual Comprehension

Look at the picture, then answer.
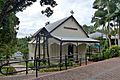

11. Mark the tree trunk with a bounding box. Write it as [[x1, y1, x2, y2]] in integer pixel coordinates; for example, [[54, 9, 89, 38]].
[[108, 35, 111, 47], [117, 16, 120, 46], [118, 20, 120, 46], [107, 21, 112, 47], [114, 20, 117, 45], [116, 17, 119, 45]]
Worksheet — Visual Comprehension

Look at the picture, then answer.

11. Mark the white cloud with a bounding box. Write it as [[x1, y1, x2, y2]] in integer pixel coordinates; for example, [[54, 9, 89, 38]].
[[16, 0, 95, 38]]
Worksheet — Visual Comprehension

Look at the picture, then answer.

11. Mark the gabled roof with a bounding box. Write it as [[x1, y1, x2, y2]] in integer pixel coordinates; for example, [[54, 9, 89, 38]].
[[32, 27, 49, 37], [32, 16, 69, 37], [45, 15, 89, 37], [45, 16, 69, 32], [33, 15, 89, 37], [32, 28, 42, 37], [30, 15, 99, 43]]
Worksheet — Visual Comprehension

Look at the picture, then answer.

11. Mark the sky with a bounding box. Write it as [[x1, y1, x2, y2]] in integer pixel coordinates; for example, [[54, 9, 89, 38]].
[[16, 0, 95, 38]]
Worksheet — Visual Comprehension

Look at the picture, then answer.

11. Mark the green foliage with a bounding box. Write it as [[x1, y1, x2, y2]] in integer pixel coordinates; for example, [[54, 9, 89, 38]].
[[0, 12, 18, 43], [94, 9, 107, 17], [27, 61, 47, 68], [89, 53, 103, 62], [0, 37, 30, 60], [103, 45, 120, 58], [90, 45, 120, 62], [0, 43, 17, 59], [102, 48, 111, 59], [92, 0, 120, 47], [0, 11, 18, 59], [83, 24, 96, 34], [0, 0, 57, 60], [16, 37, 31, 59], [28, 62, 34, 68], [1, 66, 16, 75], [67, 58, 73, 66], [0, 0, 57, 26]]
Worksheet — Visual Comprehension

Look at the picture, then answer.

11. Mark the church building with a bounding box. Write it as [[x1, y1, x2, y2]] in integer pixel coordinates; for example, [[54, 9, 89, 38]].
[[28, 15, 99, 63]]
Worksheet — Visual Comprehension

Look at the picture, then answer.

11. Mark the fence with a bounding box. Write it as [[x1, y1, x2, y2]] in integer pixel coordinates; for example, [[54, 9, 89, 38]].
[[0, 54, 88, 77]]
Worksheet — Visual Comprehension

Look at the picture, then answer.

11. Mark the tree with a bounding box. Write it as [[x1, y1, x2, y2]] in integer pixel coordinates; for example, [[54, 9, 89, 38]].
[[0, 0, 57, 26], [0, 0, 57, 44], [16, 37, 31, 59], [92, 0, 120, 47], [83, 24, 96, 34], [0, 0, 57, 59], [0, 12, 18, 60]]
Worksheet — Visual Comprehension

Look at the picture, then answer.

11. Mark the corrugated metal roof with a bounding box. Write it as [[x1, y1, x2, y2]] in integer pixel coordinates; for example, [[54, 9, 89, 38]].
[[52, 35, 99, 43], [32, 16, 70, 37], [89, 32, 118, 39], [29, 15, 99, 43], [45, 16, 69, 32], [32, 28, 43, 37], [89, 32, 103, 38]]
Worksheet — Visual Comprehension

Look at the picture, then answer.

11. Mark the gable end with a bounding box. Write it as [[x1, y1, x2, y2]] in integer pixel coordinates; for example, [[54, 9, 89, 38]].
[[49, 16, 72, 33], [71, 16, 89, 38]]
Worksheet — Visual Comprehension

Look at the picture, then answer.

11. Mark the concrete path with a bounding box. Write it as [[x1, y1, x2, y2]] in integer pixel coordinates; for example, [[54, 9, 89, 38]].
[[34, 57, 120, 80]]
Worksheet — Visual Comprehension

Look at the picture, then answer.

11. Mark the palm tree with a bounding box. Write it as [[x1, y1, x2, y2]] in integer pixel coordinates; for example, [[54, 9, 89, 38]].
[[92, 0, 120, 47]]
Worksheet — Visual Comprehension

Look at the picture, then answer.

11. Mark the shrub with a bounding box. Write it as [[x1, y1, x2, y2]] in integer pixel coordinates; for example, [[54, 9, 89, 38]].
[[89, 45, 120, 62], [102, 45, 120, 59], [1, 66, 16, 75], [102, 48, 111, 59], [28, 62, 34, 68], [109, 45, 120, 57], [67, 58, 73, 66], [89, 53, 103, 62]]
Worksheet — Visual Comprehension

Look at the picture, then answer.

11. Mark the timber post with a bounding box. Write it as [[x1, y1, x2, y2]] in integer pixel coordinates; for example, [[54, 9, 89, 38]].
[[60, 41, 62, 71]]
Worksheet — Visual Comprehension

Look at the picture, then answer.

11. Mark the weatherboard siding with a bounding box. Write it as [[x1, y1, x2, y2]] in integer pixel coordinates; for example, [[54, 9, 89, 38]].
[[51, 18, 87, 38]]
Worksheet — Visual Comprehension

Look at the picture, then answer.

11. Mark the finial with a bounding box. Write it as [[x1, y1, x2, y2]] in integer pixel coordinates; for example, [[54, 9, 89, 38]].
[[45, 21, 50, 26], [70, 10, 74, 15]]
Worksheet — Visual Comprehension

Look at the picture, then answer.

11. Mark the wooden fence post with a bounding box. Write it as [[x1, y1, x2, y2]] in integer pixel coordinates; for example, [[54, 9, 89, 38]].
[[65, 55, 67, 70], [26, 60, 28, 75], [36, 58, 38, 77]]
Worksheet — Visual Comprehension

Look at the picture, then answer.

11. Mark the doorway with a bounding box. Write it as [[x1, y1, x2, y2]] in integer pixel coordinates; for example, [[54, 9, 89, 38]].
[[68, 44, 74, 58]]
